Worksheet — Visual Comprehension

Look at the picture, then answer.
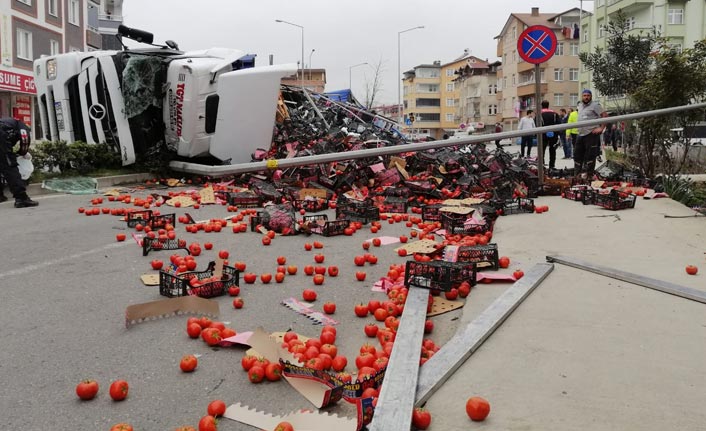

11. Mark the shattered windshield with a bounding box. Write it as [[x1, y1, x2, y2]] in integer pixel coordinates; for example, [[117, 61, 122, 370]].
[[122, 55, 164, 118]]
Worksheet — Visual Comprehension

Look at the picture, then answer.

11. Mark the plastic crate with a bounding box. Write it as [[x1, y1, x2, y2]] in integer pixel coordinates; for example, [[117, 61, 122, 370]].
[[302, 214, 349, 236], [336, 198, 379, 225], [159, 263, 239, 298], [142, 237, 190, 256], [127, 210, 153, 228], [404, 260, 477, 292], [563, 185, 594, 203], [593, 190, 637, 210], [227, 192, 262, 208], [441, 212, 490, 236], [454, 243, 499, 271], [150, 213, 176, 229], [421, 204, 444, 222], [499, 198, 535, 215], [377, 197, 408, 214], [542, 177, 572, 196], [293, 198, 329, 213]]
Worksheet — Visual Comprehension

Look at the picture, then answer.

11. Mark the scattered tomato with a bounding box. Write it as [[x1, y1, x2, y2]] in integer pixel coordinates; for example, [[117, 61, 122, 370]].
[[466, 396, 491, 421], [76, 379, 99, 400], [109, 379, 129, 401], [180, 354, 198, 372]]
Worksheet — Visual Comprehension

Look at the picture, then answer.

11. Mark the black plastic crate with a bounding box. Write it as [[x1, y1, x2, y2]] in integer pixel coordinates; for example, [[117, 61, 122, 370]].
[[336, 198, 379, 225], [159, 263, 239, 298], [302, 214, 349, 236], [499, 198, 535, 215], [454, 243, 499, 271], [227, 192, 262, 208], [142, 237, 190, 256], [127, 210, 153, 228], [441, 212, 491, 236], [377, 197, 408, 214], [593, 189, 637, 210], [563, 185, 594, 203], [404, 260, 477, 292], [150, 213, 176, 229], [421, 204, 444, 222], [293, 198, 329, 213]]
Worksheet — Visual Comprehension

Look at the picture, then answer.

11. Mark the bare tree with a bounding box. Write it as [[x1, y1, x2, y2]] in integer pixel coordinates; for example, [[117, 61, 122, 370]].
[[363, 58, 386, 110]]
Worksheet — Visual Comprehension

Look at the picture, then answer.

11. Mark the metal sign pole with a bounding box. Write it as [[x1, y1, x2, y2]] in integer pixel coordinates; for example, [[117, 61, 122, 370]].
[[535, 63, 544, 186]]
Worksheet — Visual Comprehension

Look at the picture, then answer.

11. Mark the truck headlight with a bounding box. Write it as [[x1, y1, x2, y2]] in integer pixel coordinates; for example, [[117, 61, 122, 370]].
[[47, 59, 57, 80]]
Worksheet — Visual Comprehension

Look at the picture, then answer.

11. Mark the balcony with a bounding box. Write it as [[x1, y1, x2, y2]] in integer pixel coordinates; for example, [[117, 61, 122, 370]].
[[607, 0, 652, 16], [517, 82, 548, 97], [98, 14, 123, 30], [86, 28, 102, 49]]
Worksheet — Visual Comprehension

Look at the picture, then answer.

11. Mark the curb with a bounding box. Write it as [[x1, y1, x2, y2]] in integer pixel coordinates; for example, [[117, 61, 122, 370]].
[[27, 173, 153, 197]]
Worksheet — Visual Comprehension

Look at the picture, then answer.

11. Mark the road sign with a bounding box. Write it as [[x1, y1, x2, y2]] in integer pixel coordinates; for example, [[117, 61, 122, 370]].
[[517, 25, 557, 64], [405, 118, 412, 126]]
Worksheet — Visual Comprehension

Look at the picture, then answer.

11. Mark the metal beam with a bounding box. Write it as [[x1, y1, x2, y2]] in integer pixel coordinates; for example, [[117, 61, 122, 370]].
[[415, 263, 554, 406], [369, 286, 428, 431], [170, 102, 706, 176], [546, 255, 706, 304]]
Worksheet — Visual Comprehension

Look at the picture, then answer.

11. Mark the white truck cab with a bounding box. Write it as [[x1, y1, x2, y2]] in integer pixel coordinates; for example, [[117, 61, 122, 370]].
[[33, 26, 296, 166]]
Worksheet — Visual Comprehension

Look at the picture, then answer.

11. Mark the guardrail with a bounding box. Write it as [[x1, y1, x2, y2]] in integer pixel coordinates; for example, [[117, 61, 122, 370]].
[[170, 102, 706, 176]]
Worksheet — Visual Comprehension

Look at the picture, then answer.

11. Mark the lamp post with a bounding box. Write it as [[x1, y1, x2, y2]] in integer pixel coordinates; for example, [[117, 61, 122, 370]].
[[398, 25, 424, 125], [308, 48, 315, 80], [275, 19, 304, 90], [349, 62, 369, 95]]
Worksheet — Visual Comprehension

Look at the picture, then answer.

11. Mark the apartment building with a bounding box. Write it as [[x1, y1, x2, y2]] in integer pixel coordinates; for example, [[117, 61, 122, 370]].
[[0, 0, 122, 138], [402, 52, 488, 140], [453, 57, 501, 134], [581, 0, 706, 108], [495, 7, 585, 131]]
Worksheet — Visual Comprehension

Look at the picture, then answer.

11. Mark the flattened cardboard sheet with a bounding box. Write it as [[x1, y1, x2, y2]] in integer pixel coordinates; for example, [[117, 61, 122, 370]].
[[199, 186, 216, 204], [300, 188, 329, 199], [166, 195, 196, 207], [428, 296, 465, 316], [125, 296, 218, 327], [440, 206, 474, 215], [395, 239, 439, 254], [224, 403, 357, 431], [140, 274, 159, 286]]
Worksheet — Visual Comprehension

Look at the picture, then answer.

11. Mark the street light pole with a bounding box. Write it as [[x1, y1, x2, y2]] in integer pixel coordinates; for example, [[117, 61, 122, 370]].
[[349, 62, 369, 95], [309, 48, 315, 80], [275, 19, 304, 90], [397, 25, 425, 126]]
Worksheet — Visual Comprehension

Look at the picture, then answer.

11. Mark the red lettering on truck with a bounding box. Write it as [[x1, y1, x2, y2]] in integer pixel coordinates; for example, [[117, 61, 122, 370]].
[[176, 83, 185, 137]]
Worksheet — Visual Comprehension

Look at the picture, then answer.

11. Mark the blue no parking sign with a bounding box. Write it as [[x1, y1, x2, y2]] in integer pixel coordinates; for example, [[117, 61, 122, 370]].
[[517, 25, 557, 64]]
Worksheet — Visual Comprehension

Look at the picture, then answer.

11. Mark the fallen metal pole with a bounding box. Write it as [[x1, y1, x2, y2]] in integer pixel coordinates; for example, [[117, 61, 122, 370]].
[[414, 263, 554, 406], [546, 255, 706, 304], [170, 102, 706, 176], [368, 287, 428, 431]]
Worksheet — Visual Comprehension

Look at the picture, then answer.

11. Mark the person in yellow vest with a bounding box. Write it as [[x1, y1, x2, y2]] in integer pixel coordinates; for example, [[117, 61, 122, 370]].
[[565, 108, 578, 160]]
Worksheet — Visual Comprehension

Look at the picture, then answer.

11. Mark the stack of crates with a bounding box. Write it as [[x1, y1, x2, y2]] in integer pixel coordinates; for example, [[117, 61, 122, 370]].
[[404, 260, 477, 292]]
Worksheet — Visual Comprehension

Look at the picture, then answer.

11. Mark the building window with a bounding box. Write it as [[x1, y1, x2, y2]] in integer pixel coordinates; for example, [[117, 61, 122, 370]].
[[625, 16, 636, 30], [582, 25, 589, 42], [446, 83, 454, 91], [597, 0, 604, 6], [554, 68, 564, 81], [513, 50, 517, 62], [488, 84, 497, 95], [540, 69, 545, 82], [569, 68, 579, 81], [570, 42, 579, 56], [446, 69, 454, 77], [512, 74, 516, 86], [16, 29, 32, 60], [48, 0, 58, 16], [69, 0, 80, 25], [667, 43, 683, 53], [17, 0, 32, 5], [570, 93, 579, 106], [446, 98, 454, 107], [50, 39, 60, 55], [668, 9, 684, 25], [554, 93, 564, 107], [489, 104, 498, 115], [446, 113, 454, 122], [555, 42, 564, 56]]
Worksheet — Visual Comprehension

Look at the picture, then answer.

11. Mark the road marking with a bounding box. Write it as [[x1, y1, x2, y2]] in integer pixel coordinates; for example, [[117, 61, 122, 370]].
[[0, 242, 127, 280]]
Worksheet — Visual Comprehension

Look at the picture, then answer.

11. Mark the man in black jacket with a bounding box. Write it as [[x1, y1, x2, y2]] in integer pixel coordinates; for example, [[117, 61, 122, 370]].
[[540, 100, 561, 170], [0, 118, 38, 208]]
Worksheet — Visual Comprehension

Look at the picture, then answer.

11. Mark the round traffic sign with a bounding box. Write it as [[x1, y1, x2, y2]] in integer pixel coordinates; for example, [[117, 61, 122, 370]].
[[517, 25, 557, 64]]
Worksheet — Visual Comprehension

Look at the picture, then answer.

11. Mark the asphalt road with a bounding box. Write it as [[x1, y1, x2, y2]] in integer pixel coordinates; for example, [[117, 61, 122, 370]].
[[0, 187, 464, 431]]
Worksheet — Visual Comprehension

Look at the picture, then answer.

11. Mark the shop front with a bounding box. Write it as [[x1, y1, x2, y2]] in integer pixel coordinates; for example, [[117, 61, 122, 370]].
[[0, 68, 38, 139]]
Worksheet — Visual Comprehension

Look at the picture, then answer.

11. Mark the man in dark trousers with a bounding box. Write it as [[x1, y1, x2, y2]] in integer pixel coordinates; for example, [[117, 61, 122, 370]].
[[574, 89, 607, 178], [540, 100, 561, 170], [0, 118, 38, 207]]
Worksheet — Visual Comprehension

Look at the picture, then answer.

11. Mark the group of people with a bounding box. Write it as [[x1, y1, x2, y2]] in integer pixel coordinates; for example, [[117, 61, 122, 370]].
[[0, 118, 38, 208], [512, 89, 608, 177]]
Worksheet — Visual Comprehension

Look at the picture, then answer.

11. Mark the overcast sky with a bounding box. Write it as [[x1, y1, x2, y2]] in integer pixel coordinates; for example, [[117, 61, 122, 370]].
[[122, 0, 590, 105]]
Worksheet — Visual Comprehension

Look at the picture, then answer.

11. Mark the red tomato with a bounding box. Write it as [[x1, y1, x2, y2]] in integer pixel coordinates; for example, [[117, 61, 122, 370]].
[[274, 421, 295, 431], [498, 256, 510, 268], [75, 379, 99, 400], [232, 298, 244, 309], [287, 265, 298, 275], [331, 355, 348, 372], [686, 265, 698, 275], [109, 379, 129, 401], [116, 233, 127, 242], [364, 324, 379, 337], [466, 396, 491, 421], [312, 274, 325, 285], [248, 365, 265, 383], [109, 424, 133, 431], [241, 354, 258, 371], [180, 354, 198, 372], [207, 399, 227, 417], [265, 362, 283, 381], [412, 407, 432, 430], [323, 302, 336, 314], [354, 303, 369, 317], [355, 271, 367, 281], [218, 250, 229, 259], [260, 273, 273, 284], [151, 259, 164, 270], [327, 266, 339, 277], [198, 415, 217, 431], [513, 269, 524, 280], [314, 253, 325, 263]]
